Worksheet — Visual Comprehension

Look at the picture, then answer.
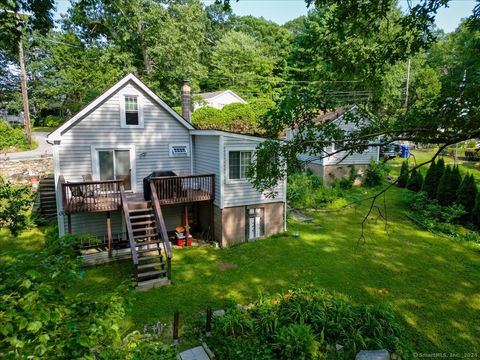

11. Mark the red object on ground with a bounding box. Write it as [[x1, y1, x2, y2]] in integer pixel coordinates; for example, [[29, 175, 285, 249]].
[[177, 239, 185, 247], [187, 236, 192, 246]]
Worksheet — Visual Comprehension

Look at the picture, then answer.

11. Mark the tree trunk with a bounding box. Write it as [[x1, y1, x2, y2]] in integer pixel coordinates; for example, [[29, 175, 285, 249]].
[[138, 23, 152, 74], [18, 38, 32, 145]]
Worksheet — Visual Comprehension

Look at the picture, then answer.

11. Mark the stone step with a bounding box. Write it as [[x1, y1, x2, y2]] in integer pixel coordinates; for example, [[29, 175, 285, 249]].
[[136, 277, 170, 291]]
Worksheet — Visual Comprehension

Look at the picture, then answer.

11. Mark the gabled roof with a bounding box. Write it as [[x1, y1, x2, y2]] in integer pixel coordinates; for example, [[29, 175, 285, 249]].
[[196, 90, 246, 104], [47, 73, 194, 142]]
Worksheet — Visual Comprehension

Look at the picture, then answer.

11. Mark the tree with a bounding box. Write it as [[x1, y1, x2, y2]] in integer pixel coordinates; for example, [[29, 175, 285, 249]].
[[457, 174, 478, 216], [422, 160, 438, 198], [209, 30, 276, 95], [437, 166, 457, 206], [398, 161, 409, 188], [472, 192, 480, 229], [407, 168, 423, 192]]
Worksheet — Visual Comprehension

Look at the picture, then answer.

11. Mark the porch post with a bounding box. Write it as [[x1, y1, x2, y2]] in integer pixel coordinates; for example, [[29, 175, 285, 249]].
[[210, 200, 215, 242], [67, 213, 72, 234], [107, 211, 112, 257]]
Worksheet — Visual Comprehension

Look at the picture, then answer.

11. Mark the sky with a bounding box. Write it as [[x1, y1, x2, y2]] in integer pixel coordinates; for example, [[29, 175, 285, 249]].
[[55, 0, 477, 33]]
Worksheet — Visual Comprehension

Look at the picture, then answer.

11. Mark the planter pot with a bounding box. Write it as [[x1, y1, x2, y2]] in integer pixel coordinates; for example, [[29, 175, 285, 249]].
[[177, 239, 185, 247], [187, 236, 193, 246]]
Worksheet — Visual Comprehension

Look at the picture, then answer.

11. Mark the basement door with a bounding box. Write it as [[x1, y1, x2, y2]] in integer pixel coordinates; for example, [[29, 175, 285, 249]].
[[247, 207, 264, 240]]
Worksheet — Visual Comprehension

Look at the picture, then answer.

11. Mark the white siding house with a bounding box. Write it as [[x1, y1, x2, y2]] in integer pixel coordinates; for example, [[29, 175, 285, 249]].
[[47, 74, 285, 247], [288, 105, 379, 183], [193, 90, 246, 110]]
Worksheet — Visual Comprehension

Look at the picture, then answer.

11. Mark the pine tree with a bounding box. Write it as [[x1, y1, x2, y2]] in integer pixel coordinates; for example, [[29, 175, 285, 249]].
[[407, 168, 423, 192], [436, 158, 445, 181], [437, 165, 456, 206], [457, 174, 478, 215], [472, 192, 480, 230], [397, 161, 409, 188], [422, 160, 438, 198], [451, 166, 462, 191]]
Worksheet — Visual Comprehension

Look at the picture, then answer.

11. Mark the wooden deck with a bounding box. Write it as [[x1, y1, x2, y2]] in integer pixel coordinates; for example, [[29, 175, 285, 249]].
[[61, 174, 215, 214]]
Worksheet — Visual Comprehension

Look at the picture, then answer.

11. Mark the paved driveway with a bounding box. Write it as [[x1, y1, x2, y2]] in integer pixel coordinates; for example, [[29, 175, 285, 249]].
[[4, 131, 53, 160]]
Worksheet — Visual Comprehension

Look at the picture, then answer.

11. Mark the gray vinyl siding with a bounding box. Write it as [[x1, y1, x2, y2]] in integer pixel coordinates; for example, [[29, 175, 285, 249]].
[[63, 211, 124, 238], [323, 118, 379, 166], [57, 80, 191, 235], [222, 135, 285, 207], [193, 135, 221, 207]]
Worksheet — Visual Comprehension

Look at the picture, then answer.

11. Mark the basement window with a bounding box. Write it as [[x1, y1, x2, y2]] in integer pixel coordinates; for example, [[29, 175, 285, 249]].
[[169, 144, 189, 157]]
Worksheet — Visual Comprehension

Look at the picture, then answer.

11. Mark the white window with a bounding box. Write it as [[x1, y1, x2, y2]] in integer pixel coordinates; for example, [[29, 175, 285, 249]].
[[247, 207, 264, 240], [169, 143, 189, 157], [228, 150, 252, 180], [92, 146, 136, 191], [120, 93, 144, 128]]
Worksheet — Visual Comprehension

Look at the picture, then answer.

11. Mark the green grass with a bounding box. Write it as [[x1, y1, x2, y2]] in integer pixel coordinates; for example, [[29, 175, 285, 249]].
[[2, 187, 479, 353], [32, 126, 58, 133]]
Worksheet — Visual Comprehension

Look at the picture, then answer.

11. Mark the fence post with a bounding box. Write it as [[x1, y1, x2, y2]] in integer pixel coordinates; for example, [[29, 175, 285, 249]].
[[173, 311, 179, 345], [206, 306, 212, 336]]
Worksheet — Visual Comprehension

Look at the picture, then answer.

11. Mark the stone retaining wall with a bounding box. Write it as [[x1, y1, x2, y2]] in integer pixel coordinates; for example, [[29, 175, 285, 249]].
[[0, 156, 54, 184]]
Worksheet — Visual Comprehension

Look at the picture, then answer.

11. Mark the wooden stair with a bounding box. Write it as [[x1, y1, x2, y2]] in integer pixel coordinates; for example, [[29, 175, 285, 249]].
[[38, 176, 57, 218], [120, 184, 172, 290]]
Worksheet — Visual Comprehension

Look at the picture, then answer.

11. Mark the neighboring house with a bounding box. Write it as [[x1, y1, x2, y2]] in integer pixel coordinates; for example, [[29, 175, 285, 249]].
[[0, 109, 24, 127], [193, 90, 247, 110], [46, 74, 285, 288], [286, 105, 379, 183]]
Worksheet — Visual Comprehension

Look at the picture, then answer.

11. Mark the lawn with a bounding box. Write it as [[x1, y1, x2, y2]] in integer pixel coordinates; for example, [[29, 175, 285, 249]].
[[2, 186, 479, 354], [61, 187, 480, 353]]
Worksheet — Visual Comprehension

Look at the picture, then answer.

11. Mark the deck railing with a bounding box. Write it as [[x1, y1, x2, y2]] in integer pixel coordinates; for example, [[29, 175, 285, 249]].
[[149, 174, 215, 205], [61, 177, 123, 214]]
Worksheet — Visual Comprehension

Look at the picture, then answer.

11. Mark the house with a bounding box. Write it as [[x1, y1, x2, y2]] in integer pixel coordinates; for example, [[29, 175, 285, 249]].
[[193, 89, 246, 110], [46, 74, 286, 288], [286, 105, 379, 183]]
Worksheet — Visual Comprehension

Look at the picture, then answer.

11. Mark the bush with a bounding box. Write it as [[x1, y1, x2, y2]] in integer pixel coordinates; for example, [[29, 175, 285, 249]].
[[0, 230, 175, 359], [275, 323, 318, 360], [473, 193, 480, 230], [422, 160, 438, 198], [457, 173, 477, 216], [338, 165, 358, 189], [406, 168, 423, 192], [287, 172, 340, 209], [437, 166, 457, 206], [222, 103, 258, 133], [42, 115, 64, 127], [206, 288, 412, 359], [191, 106, 226, 129], [364, 160, 389, 187], [0, 183, 34, 236], [0, 121, 32, 151], [397, 161, 409, 188]]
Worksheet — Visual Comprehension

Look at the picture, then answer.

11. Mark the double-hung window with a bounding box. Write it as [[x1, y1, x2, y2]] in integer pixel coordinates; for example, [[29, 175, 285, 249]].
[[97, 149, 133, 190], [228, 150, 252, 181], [125, 96, 139, 125], [120, 93, 143, 128]]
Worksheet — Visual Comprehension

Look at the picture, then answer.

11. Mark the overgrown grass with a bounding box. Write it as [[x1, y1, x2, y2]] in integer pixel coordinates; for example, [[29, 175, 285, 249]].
[[2, 187, 479, 354]]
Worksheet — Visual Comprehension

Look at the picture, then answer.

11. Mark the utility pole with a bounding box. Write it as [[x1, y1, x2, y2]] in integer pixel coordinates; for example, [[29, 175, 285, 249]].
[[404, 58, 411, 110], [14, 11, 32, 145]]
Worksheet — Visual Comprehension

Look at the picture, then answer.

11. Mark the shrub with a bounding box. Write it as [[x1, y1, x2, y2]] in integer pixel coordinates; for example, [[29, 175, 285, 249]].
[[43, 115, 64, 127], [406, 168, 423, 192], [472, 193, 480, 230], [457, 174, 477, 216], [338, 165, 358, 189], [206, 288, 412, 359], [422, 160, 438, 198], [437, 166, 457, 206], [0, 183, 34, 236], [0, 231, 175, 359], [397, 161, 409, 188], [222, 103, 258, 134], [287, 172, 340, 209], [191, 106, 226, 129], [0, 121, 32, 151], [364, 160, 389, 187], [275, 324, 318, 360]]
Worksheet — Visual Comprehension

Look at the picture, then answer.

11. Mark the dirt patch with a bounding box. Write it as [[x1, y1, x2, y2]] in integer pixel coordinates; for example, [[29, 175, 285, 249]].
[[218, 262, 238, 271]]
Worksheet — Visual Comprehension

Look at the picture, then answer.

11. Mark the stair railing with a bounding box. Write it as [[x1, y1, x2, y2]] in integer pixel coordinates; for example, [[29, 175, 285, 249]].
[[120, 184, 138, 279], [150, 181, 172, 280]]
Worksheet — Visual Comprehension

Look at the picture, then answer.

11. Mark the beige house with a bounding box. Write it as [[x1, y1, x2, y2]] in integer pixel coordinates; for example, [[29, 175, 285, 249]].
[[46, 74, 286, 288]]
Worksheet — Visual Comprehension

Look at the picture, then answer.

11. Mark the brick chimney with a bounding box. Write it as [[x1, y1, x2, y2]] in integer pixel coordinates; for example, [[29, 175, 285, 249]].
[[181, 80, 191, 123]]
